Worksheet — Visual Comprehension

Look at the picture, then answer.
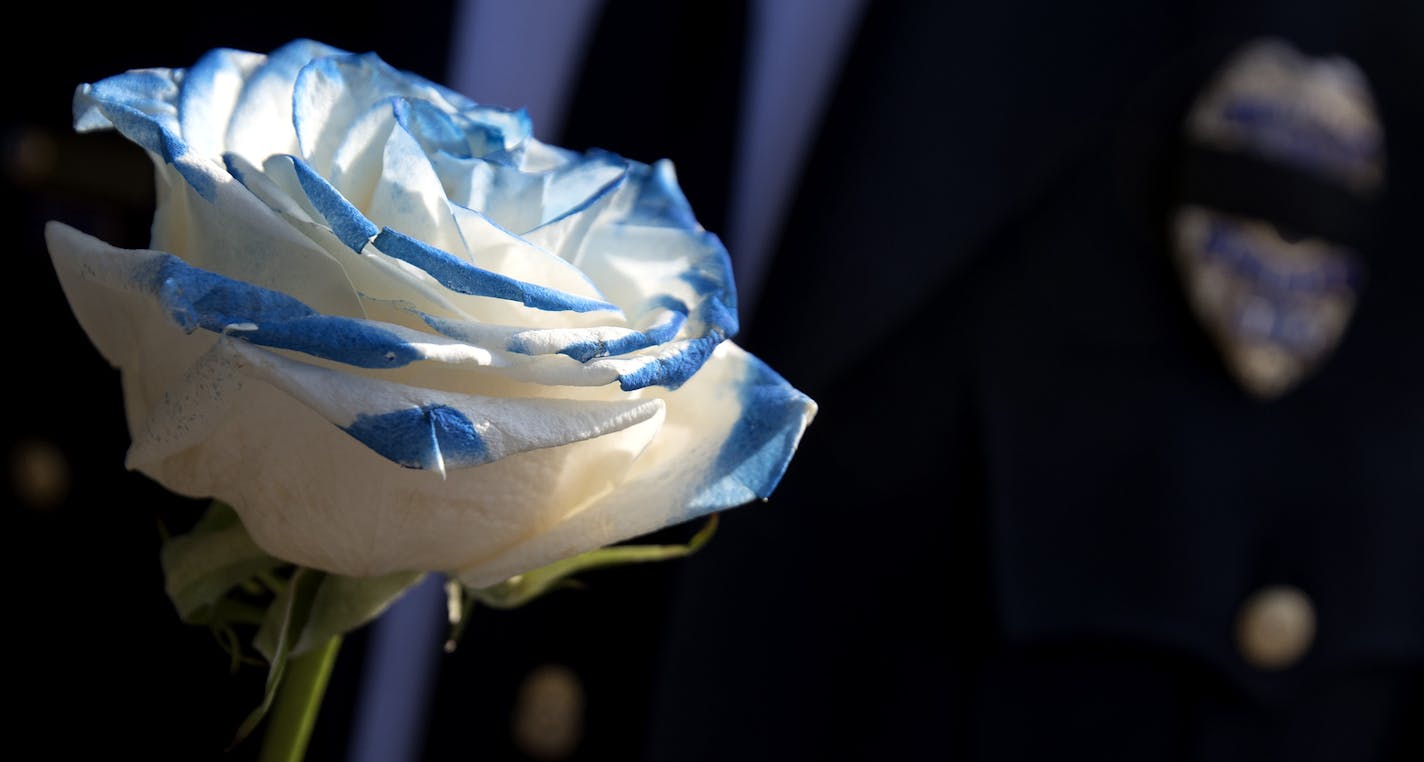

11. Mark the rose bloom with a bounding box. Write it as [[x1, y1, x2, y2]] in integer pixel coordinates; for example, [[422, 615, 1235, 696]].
[[47, 40, 815, 587]]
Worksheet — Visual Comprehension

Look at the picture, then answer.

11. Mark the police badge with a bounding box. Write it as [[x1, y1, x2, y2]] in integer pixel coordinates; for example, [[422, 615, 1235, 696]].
[[1173, 39, 1384, 398]]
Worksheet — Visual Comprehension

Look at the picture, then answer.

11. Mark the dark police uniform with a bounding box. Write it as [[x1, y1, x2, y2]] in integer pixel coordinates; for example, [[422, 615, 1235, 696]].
[[642, 0, 1424, 759]]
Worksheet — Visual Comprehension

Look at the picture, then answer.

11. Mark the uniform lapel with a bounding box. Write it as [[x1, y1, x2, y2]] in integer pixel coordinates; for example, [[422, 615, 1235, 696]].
[[746, 0, 1188, 397]]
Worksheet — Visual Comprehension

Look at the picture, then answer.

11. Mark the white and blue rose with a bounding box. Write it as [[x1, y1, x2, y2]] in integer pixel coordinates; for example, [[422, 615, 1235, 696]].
[[47, 40, 815, 587]]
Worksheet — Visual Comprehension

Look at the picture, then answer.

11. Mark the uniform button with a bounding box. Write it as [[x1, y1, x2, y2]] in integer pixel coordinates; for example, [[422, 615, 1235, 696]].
[[511, 663, 584, 760], [1236, 585, 1316, 670]]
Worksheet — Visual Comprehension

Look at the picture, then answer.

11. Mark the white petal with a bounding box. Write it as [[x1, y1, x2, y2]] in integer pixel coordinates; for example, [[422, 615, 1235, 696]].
[[130, 339, 661, 474], [45, 222, 219, 442], [225, 40, 345, 166], [366, 110, 466, 254], [456, 341, 815, 587], [143, 344, 668, 577], [179, 48, 266, 156], [148, 158, 364, 320], [449, 203, 604, 299]]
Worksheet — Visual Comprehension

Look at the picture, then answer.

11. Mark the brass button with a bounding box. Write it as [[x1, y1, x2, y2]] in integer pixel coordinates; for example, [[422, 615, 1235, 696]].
[[1236, 585, 1316, 670], [512, 663, 584, 760]]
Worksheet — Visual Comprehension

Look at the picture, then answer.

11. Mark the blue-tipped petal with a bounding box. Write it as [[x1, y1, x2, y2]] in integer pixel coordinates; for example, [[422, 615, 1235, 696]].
[[447, 202, 607, 299], [180, 48, 266, 156], [449, 341, 814, 588], [226, 39, 347, 164], [628, 159, 698, 229], [294, 52, 526, 174], [536, 150, 630, 230], [151, 254, 441, 368], [506, 307, 688, 362], [75, 69, 181, 135], [220, 339, 664, 474], [690, 353, 818, 510], [368, 103, 466, 254], [372, 228, 618, 313], [223, 152, 316, 221], [286, 155, 380, 250], [397, 97, 471, 158], [563, 159, 740, 356], [74, 73, 221, 200], [134, 338, 664, 477], [609, 331, 726, 391]]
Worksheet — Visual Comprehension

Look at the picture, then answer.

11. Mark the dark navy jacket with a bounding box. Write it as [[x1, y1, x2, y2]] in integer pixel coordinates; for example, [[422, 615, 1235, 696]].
[[639, 1, 1424, 759]]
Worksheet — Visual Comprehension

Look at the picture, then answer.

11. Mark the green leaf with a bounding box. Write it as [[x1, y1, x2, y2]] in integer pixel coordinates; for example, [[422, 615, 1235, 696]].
[[231, 567, 323, 748], [160, 502, 284, 623], [254, 570, 425, 661], [470, 514, 719, 610]]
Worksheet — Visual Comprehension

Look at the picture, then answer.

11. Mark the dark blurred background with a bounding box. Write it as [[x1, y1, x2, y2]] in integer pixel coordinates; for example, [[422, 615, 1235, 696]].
[[8, 1, 1424, 760]]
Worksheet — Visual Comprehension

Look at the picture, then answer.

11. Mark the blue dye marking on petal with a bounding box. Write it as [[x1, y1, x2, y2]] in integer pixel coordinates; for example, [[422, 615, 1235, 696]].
[[551, 341, 605, 363], [693, 354, 813, 510], [149, 254, 423, 368], [232, 316, 425, 368], [616, 330, 726, 391], [556, 332, 650, 363], [82, 70, 181, 132], [222, 153, 247, 184], [545, 309, 688, 362], [524, 150, 629, 232], [106, 104, 214, 199], [178, 49, 229, 143], [74, 77, 220, 201], [233, 39, 346, 114], [343, 405, 488, 470], [700, 294, 739, 337], [627, 160, 697, 229], [648, 295, 691, 315], [644, 307, 688, 344], [373, 228, 617, 313], [674, 232, 740, 336], [179, 48, 263, 155], [394, 98, 472, 158], [288, 156, 379, 250]]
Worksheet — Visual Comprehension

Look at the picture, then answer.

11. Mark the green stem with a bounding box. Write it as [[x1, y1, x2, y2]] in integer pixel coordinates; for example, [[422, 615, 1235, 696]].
[[258, 636, 342, 762]]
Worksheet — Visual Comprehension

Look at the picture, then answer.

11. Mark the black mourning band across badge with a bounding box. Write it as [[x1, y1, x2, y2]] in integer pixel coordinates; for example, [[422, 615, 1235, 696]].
[[1173, 39, 1384, 399]]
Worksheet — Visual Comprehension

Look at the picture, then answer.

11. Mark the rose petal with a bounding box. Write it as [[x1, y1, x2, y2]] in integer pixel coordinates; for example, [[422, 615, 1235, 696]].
[[293, 52, 524, 176], [179, 48, 266, 156], [326, 97, 398, 213], [45, 223, 498, 375], [455, 342, 815, 587], [448, 203, 606, 300], [416, 309, 720, 390], [147, 159, 365, 320], [74, 68, 222, 202], [128, 338, 663, 477], [45, 221, 213, 430], [366, 102, 467, 254], [370, 227, 618, 313], [451, 154, 549, 234], [504, 306, 687, 361], [564, 160, 740, 346], [222, 152, 316, 222], [225, 39, 346, 166], [142, 350, 668, 576], [518, 149, 629, 258], [73, 72, 366, 321]]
